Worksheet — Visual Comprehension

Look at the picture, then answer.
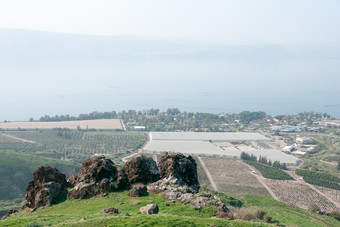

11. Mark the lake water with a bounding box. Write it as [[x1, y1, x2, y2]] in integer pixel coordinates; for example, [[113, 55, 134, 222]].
[[1, 57, 339, 120]]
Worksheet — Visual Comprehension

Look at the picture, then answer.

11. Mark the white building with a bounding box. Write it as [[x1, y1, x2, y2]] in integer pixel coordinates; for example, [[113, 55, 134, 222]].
[[282, 145, 294, 152], [134, 126, 146, 131], [292, 151, 306, 156]]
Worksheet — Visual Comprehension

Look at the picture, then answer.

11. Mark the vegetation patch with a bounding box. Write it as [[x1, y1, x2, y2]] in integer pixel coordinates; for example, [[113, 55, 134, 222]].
[[296, 169, 340, 190], [244, 161, 293, 180]]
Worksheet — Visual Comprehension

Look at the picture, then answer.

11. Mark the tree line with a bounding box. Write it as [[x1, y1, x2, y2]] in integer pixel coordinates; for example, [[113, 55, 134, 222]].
[[240, 152, 287, 170]]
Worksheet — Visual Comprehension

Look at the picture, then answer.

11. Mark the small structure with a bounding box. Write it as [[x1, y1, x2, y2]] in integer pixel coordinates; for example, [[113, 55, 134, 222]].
[[292, 151, 306, 156], [271, 125, 301, 132], [308, 127, 320, 132], [282, 145, 294, 152], [134, 126, 146, 131], [296, 136, 314, 144]]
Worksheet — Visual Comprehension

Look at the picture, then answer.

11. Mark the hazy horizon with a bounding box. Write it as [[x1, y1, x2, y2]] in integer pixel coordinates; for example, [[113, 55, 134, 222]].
[[0, 1, 339, 120]]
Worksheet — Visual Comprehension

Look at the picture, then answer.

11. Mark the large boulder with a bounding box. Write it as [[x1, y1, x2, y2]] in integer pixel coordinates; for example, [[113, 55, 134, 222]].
[[123, 155, 160, 185], [158, 152, 200, 191], [76, 156, 117, 184], [25, 166, 67, 209], [68, 156, 128, 199]]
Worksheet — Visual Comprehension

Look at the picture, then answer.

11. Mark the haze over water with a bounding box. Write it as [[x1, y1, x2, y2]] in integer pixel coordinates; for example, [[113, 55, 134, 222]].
[[1, 53, 339, 120]]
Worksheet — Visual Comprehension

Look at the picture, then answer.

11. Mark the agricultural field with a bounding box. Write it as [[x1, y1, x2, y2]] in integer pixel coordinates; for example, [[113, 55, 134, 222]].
[[263, 179, 340, 213], [0, 119, 124, 130], [150, 132, 271, 141], [145, 132, 300, 164], [0, 131, 147, 164], [314, 186, 340, 205], [245, 161, 294, 180], [200, 157, 271, 197]]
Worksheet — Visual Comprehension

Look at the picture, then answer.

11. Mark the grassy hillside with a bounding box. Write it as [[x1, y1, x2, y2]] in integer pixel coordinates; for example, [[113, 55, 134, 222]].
[[0, 150, 80, 215], [1, 190, 339, 226]]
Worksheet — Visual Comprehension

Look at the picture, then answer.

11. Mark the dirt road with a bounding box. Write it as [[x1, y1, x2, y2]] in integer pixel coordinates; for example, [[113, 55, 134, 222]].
[[1, 133, 40, 145], [239, 160, 279, 200], [197, 156, 218, 191]]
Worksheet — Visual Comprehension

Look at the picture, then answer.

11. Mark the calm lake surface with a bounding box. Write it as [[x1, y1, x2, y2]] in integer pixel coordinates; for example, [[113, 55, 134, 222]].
[[1, 57, 339, 120]]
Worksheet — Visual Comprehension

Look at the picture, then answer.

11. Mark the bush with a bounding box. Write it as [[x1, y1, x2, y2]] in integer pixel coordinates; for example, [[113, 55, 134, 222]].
[[255, 209, 267, 220], [263, 214, 272, 223], [231, 208, 257, 221], [308, 203, 320, 213], [328, 211, 340, 221]]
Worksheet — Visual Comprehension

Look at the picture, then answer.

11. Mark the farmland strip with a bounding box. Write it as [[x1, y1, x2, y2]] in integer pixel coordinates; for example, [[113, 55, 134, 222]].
[[1, 133, 40, 145], [239, 160, 279, 200], [197, 157, 218, 191]]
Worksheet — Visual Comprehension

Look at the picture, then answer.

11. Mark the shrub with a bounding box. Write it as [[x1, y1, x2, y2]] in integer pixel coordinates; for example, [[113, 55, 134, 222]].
[[255, 209, 267, 220], [328, 211, 340, 221], [231, 208, 257, 221], [308, 203, 320, 213], [263, 214, 272, 223]]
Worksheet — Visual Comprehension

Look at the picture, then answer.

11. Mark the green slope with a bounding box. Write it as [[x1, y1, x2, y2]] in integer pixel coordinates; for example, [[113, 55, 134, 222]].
[[0, 150, 80, 215], [1, 190, 339, 227]]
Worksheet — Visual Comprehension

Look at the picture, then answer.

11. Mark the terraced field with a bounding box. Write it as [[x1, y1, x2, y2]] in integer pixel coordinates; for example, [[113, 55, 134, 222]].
[[314, 186, 340, 207], [264, 179, 340, 213], [0, 131, 147, 164], [201, 157, 271, 197]]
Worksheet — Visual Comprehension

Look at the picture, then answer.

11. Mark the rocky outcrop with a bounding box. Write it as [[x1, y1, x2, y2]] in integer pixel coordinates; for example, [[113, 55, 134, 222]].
[[1, 209, 18, 220], [123, 155, 160, 185], [68, 156, 128, 199], [22, 152, 228, 217], [158, 152, 200, 191], [128, 184, 148, 197], [68, 182, 99, 199], [147, 172, 228, 215], [99, 207, 119, 214], [140, 204, 159, 214], [25, 166, 67, 209]]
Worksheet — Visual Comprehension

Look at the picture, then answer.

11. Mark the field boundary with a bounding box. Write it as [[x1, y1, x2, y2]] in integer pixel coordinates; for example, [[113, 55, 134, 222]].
[[1, 133, 40, 145], [239, 160, 279, 200], [197, 157, 218, 191]]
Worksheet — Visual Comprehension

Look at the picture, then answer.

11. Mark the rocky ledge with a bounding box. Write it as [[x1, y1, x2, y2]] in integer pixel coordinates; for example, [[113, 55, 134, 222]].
[[3, 151, 229, 220]]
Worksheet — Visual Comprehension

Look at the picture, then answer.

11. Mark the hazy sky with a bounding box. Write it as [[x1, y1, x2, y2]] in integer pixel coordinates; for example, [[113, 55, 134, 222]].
[[0, 0, 340, 46]]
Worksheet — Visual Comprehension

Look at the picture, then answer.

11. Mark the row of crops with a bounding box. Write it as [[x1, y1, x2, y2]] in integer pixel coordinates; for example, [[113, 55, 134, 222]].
[[0, 131, 147, 164], [244, 160, 294, 180], [296, 169, 340, 191]]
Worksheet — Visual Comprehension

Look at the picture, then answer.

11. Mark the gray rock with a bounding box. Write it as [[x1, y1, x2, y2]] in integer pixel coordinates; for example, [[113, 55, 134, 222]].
[[68, 182, 99, 199], [177, 193, 194, 203], [99, 207, 119, 214], [140, 204, 159, 214]]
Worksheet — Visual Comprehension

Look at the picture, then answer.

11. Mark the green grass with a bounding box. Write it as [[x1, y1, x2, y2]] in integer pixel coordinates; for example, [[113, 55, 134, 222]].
[[1, 190, 339, 226], [0, 150, 80, 201]]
